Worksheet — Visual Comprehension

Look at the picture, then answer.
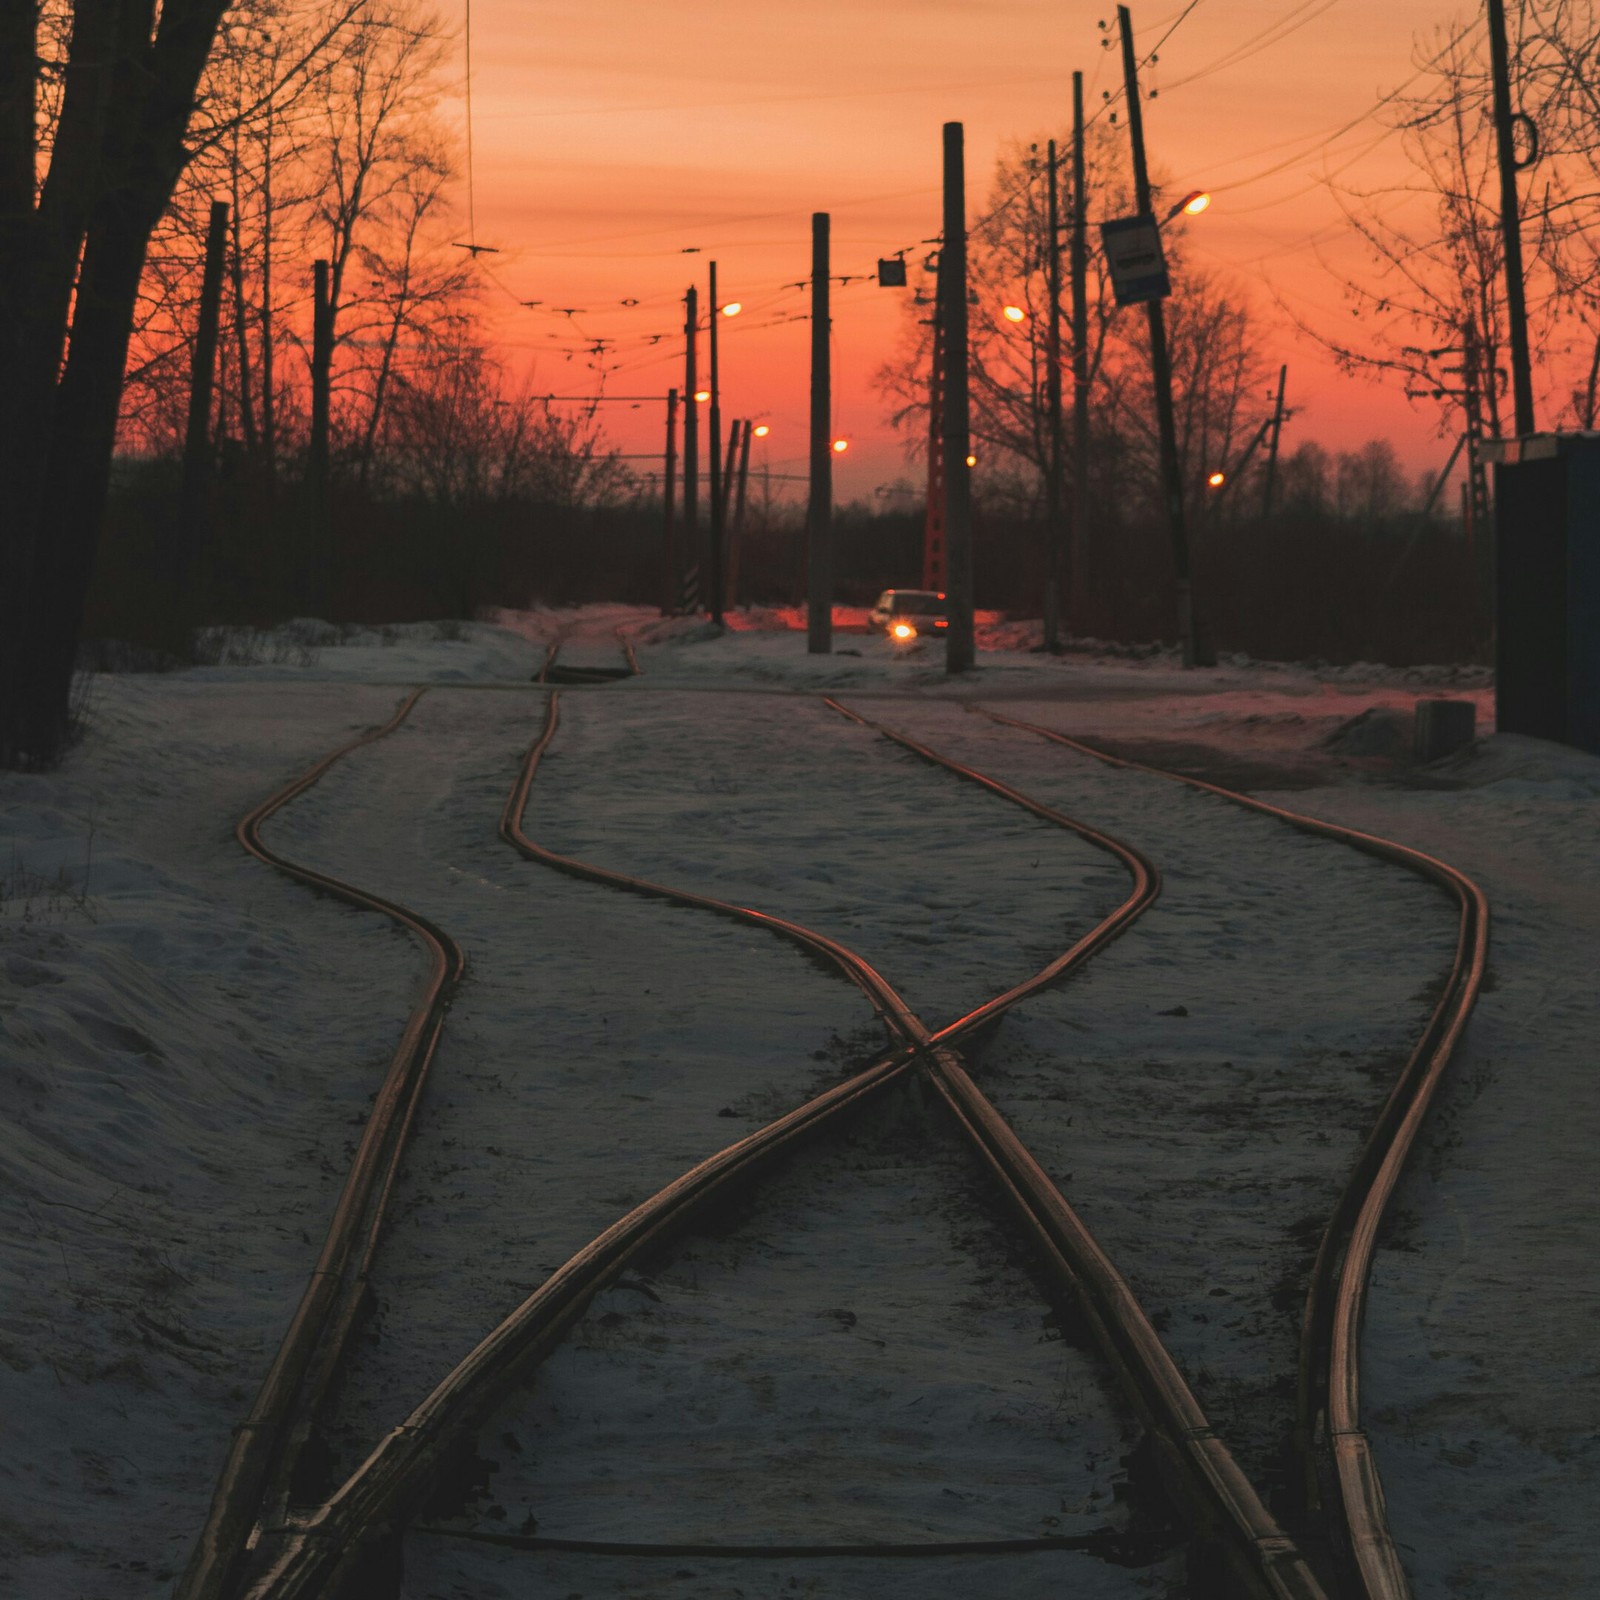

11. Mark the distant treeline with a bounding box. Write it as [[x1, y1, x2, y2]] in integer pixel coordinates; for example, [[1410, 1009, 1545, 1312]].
[[88, 442, 1489, 669]]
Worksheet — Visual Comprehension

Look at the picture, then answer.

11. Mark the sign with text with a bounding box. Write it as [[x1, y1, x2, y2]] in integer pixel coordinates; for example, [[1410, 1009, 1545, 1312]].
[[1100, 214, 1170, 306]]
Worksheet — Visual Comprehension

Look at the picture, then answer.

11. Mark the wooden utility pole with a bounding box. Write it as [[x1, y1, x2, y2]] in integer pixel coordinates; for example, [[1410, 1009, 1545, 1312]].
[[177, 199, 230, 599], [1044, 140, 1064, 652], [728, 420, 753, 608], [942, 122, 975, 674], [662, 388, 679, 614], [807, 212, 833, 655], [1118, 5, 1203, 666], [683, 286, 700, 609], [1070, 71, 1092, 632], [308, 257, 332, 612], [1487, 0, 1535, 435], [709, 260, 725, 624], [1261, 364, 1287, 520]]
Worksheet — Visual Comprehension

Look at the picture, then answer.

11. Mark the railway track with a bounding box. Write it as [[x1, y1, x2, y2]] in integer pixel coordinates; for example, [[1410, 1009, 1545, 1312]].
[[535, 622, 640, 685], [970, 707, 1489, 1600], [178, 680, 1484, 1600]]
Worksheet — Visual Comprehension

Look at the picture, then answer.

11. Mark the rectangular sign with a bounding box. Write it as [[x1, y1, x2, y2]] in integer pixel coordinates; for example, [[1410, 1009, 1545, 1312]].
[[1100, 214, 1170, 306]]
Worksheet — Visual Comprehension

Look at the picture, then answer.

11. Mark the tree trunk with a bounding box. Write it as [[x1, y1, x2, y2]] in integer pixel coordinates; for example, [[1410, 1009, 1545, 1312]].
[[0, 0, 232, 767]]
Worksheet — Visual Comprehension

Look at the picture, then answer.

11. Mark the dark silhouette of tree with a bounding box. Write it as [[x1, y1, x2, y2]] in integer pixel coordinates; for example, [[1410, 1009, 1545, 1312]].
[[875, 132, 1266, 527], [1, 0, 244, 766]]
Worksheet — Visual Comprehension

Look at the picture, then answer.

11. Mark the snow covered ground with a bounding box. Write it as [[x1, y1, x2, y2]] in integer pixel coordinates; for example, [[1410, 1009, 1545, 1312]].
[[1, 605, 1593, 1600]]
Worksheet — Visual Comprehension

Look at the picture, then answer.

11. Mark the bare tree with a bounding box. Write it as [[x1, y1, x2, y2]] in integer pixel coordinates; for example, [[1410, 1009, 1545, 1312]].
[[876, 131, 1266, 525]]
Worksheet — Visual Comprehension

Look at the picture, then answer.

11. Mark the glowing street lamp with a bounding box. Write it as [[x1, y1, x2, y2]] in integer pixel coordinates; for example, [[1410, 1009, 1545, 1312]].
[[1002, 304, 1027, 323], [693, 389, 711, 402], [753, 423, 770, 437], [721, 301, 743, 317], [1164, 189, 1212, 223], [965, 453, 977, 467], [831, 438, 849, 453], [1206, 469, 1226, 488]]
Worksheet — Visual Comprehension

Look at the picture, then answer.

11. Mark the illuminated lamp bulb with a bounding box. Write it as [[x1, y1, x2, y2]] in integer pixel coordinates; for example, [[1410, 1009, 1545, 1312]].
[[1002, 304, 1026, 322], [721, 301, 742, 317], [1182, 191, 1212, 215], [832, 438, 849, 453], [1207, 470, 1226, 488], [965, 453, 977, 467], [753, 424, 770, 437], [693, 390, 711, 402]]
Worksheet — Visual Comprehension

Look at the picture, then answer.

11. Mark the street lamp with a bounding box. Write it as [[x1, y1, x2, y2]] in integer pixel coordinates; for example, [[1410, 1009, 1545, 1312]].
[[831, 438, 849, 454], [1168, 190, 1211, 220], [721, 301, 743, 317], [1206, 469, 1226, 488], [753, 423, 770, 438], [1002, 304, 1027, 323]]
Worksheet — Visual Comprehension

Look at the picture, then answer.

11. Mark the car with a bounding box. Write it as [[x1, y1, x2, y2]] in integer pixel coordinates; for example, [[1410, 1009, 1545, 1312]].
[[868, 588, 949, 640]]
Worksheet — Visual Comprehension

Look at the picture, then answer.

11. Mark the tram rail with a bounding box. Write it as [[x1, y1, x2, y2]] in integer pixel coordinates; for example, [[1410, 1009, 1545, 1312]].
[[973, 707, 1490, 1600], [180, 679, 1482, 1600]]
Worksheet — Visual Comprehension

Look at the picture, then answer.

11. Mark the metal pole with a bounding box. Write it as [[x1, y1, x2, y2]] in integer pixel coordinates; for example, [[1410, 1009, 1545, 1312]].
[[1261, 363, 1287, 520], [1044, 140, 1063, 651], [1070, 71, 1091, 633], [683, 286, 699, 607], [1119, 4, 1203, 666], [309, 257, 332, 612], [943, 121, 975, 674], [728, 419, 753, 608], [708, 261, 725, 624], [662, 388, 678, 614], [1486, 0, 1535, 436], [807, 212, 833, 654], [178, 199, 230, 598]]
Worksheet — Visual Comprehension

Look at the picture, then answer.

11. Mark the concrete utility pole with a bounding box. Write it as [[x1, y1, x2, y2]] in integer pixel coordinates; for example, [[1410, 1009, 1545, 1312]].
[[807, 212, 833, 655], [1486, 0, 1536, 435], [178, 199, 229, 598], [662, 387, 679, 614], [1071, 71, 1091, 633], [708, 260, 725, 624], [1118, 5, 1205, 667], [1044, 139, 1064, 652], [683, 286, 699, 607], [942, 122, 975, 674], [923, 253, 947, 590], [1261, 364, 1287, 520], [308, 257, 333, 612]]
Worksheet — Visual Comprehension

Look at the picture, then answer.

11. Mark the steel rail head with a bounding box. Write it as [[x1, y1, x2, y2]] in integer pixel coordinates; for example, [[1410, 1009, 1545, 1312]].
[[179, 689, 467, 1600], [972, 706, 1491, 1600]]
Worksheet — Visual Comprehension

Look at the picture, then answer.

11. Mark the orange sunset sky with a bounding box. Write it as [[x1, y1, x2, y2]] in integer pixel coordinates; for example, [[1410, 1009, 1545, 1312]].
[[456, 0, 1474, 501]]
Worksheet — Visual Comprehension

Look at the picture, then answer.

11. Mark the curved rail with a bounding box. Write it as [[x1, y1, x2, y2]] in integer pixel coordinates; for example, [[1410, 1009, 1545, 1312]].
[[178, 689, 467, 1600], [234, 691, 1198, 1598], [825, 697, 1327, 1600], [974, 707, 1490, 1600]]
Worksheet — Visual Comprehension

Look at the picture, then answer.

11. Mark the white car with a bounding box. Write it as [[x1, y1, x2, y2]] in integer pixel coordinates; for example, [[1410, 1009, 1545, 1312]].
[[868, 588, 949, 640]]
